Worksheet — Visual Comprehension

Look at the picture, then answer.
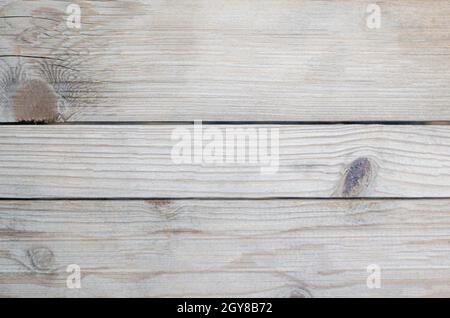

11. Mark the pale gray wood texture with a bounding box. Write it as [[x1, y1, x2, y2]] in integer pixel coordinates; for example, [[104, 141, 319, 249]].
[[1, 200, 450, 298], [1, 0, 450, 122], [1, 0, 450, 299], [1, 125, 450, 198]]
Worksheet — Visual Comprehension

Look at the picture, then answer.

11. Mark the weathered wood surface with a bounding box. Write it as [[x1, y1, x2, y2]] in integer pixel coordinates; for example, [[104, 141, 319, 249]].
[[1, 199, 450, 298], [1, 0, 450, 299], [1, 125, 450, 198], [1, 0, 450, 122]]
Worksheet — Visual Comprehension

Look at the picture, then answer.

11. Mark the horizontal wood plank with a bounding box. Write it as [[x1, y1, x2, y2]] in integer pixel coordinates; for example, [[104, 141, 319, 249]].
[[1, 199, 450, 297], [1, 125, 450, 198], [1, 0, 450, 122]]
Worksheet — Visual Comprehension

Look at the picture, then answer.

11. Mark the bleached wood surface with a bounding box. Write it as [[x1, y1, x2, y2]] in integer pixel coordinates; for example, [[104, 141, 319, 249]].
[[1, 0, 450, 122], [1, 0, 450, 299], [1, 199, 449, 298], [1, 125, 450, 198]]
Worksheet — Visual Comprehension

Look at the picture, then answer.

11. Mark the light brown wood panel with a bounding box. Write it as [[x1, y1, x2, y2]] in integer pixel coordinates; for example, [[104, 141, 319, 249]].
[[1, 125, 450, 198], [1, 0, 450, 122], [1, 199, 450, 297]]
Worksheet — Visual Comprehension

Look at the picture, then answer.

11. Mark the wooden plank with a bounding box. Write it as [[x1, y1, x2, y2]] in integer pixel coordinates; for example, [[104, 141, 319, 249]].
[[1, 125, 450, 198], [1, 199, 449, 297], [1, 0, 450, 122]]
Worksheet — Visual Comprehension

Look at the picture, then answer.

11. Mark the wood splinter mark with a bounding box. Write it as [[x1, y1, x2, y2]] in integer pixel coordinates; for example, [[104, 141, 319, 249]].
[[147, 200, 181, 221], [336, 157, 377, 198], [12, 79, 59, 123], [149, 199, 172, 208]]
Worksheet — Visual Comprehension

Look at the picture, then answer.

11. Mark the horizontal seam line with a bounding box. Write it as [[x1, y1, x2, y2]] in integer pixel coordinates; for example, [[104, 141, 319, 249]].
[[0, 197, 450, 201], [1, 121, 450, 126]]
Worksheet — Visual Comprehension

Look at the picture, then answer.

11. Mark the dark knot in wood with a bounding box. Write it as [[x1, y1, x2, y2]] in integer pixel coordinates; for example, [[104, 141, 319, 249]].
[[12, 79, 59, 123], [27, 247, 55, 272], [337, 157, 376, 197]]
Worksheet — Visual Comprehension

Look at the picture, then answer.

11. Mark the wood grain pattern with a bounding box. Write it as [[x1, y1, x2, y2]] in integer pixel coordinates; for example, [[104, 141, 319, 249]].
[[1, 0, 450, 122], [1, 125, 450, 198], [1, 199, 450, 297], [1, 0, 450, 299]]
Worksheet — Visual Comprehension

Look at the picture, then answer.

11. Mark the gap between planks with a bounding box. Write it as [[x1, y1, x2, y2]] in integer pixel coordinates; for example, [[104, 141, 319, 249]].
[[3, 197, 450, 201], [2, 121, 450, 126]]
